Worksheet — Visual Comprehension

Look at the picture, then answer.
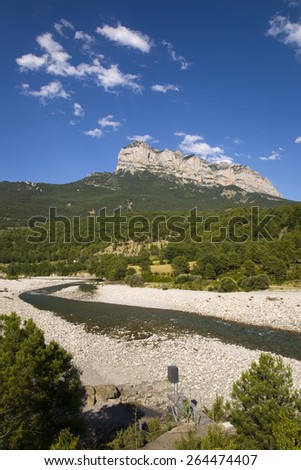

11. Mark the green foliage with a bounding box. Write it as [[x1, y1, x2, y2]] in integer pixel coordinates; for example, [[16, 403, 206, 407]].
[[229, 353, 301, 449], [50, 428, 80, 450], [239, 274, 270, 291], [265, 256, 287, 281], [1, 203, 301, 288], [242, 260, 256, 277], [0, 313, 84, 449], [124, 273, 144, 287], [107, 417, 170, 450], [219, 277, 238, 293], [176, 424, 236, 450], [272, 410, 301, 449], [208, 395, 229, 422], [171, 256, 190, 277]]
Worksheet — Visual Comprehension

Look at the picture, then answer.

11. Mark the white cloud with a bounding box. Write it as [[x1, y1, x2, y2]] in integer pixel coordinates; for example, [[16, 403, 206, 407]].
[[77, 59, 142, 91], [233, 137, 243, 145], [162, 40, 191, 70], [259, 150, 281, 161], [82, 128, 103, 138], [36, 32, 79, 76], [74, 31, 95, 54], [16, 53, 47, 71], [175, 132, 232, 163], [127, 134, 153, 142], [295, 136, 301, 143], [54, 18, 74, 37], [20, 80, 70, 101], [266, 15, 301, 57], [96, 23, 152, 53], [98, 114, 121, 130], [151, 84, 180, 93], [16, 33, 142, 92], [73, 102, 85, 117]]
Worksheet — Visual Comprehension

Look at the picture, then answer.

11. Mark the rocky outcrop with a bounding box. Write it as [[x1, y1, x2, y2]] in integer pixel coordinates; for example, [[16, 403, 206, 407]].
[[115, 141, 281, 197]]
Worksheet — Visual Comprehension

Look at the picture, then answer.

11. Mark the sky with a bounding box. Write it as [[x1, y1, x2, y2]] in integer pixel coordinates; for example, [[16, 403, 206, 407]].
[[1, 0, 301, 201]]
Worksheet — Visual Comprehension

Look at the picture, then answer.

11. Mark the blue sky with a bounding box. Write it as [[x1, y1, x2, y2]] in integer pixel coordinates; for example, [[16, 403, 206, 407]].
[[1, 0, 301, 201]]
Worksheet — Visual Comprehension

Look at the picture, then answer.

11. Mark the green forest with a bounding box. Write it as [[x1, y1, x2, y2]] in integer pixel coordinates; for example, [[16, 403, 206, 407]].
[[1, 203, 301, 291]]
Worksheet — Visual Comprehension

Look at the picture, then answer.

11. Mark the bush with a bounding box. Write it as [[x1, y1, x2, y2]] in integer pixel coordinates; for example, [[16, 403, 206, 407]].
[[219, 277, 238, 293], [124, 274, 144, 287], [240, 274, 270, 291], [176, 424, 236, 450]]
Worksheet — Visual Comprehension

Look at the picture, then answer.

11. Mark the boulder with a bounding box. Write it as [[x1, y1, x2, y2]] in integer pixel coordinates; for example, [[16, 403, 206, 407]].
[[94, 384, 120, 402]]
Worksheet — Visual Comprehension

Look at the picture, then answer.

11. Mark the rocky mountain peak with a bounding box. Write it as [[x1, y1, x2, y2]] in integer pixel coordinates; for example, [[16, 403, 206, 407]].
[[115, 141, 281, 198]]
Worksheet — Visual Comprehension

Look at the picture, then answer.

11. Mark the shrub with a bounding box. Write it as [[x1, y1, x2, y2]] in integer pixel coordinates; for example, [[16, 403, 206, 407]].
[[240, 274, 269, 291], [219, 277, 238, 293]]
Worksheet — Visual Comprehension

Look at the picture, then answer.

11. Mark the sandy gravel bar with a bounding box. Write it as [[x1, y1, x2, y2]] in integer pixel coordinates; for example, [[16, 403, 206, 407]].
[[58, 283, 301, 333], [1, 278, 301, 408]]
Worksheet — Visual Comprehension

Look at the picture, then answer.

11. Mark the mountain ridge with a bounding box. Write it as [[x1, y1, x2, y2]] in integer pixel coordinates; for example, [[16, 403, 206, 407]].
[[115, 141, 281, 198]]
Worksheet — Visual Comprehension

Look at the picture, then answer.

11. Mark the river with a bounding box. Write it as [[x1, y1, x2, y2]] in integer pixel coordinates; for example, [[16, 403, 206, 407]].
[[19, 282, 301, 361]]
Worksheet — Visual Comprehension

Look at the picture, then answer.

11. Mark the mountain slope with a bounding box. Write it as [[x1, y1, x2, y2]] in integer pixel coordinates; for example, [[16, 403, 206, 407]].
[[0, 171, 293, 228]]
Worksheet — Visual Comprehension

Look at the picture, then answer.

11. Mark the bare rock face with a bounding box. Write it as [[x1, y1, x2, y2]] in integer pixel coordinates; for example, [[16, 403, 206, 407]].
[[115, 141, 281, 198]]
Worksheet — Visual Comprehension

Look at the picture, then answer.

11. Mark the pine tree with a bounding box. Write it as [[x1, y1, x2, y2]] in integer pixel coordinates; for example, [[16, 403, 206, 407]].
[[229, 353, 301, 449], [0, 313, 84, 449]]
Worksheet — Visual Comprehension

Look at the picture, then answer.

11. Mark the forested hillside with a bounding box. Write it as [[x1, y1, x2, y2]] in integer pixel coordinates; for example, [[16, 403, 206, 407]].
[[1, 204, 300, 291]]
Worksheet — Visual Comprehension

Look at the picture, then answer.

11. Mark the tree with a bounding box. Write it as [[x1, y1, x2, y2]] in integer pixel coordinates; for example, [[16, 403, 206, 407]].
[[242, 260, 256, 277], [264, 256, 287, 282], [171, 256, 190, 277], [0, 313, 84, 449], [229, 353, 301, 449]]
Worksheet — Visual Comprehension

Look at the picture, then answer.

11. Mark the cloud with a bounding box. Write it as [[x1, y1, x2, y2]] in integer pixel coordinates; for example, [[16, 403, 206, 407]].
[[98, 114, 121, 130], [162, 40, 191, 70], [82, 128, 103, 138], [77, 59, 142, 91], [266, 15, 301, 57], [295, 136, 301, 143], [151, 84, 180, 93], [20, 80, 70, 101], [16, 33, 142, 92], [54, 18, 74, 37], [259, 150, 281, 161], [175, 132, 233, 163], [73, 102, 85, 117], [96, 23, 152, 53], [233, 137, 243, 145], [127, 134, 153, 142], [286, 0, 301, 7], [74, 31, 95, 54], [16, 53, 47, 71]]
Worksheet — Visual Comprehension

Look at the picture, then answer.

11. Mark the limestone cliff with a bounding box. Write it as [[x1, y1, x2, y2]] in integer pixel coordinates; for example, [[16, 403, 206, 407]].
[[115, 141, 281, 198]]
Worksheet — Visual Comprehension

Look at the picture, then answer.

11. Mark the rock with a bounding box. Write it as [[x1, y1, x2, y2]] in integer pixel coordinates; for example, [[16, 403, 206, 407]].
[[84, 385, 96, 406], [94, 384, 120, 402], [115, 141, 281, 197]]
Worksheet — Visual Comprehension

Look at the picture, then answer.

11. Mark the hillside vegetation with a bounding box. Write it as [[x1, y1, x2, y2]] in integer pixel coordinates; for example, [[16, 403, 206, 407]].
[[1, 204, 301, 291]]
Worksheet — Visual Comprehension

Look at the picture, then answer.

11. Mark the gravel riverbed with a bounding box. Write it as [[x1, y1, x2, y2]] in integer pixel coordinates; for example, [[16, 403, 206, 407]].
[[1, 278, 301, 409]]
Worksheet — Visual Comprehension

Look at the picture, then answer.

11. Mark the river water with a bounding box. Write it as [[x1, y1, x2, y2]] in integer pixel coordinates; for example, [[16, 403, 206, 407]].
[[20, 282, 301, 361]]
